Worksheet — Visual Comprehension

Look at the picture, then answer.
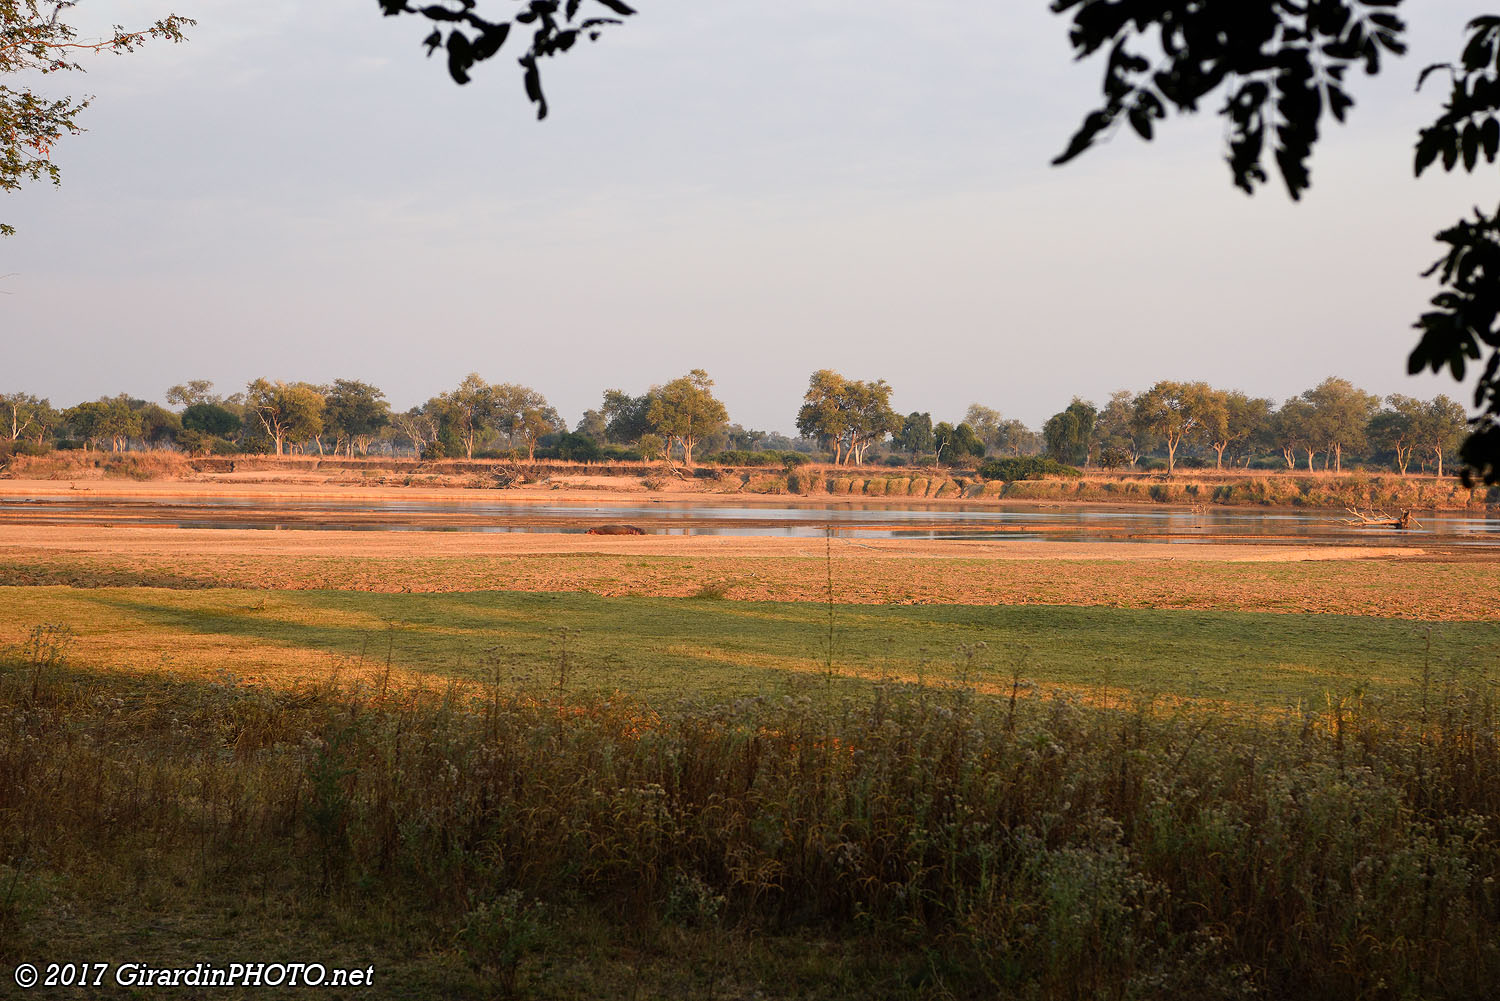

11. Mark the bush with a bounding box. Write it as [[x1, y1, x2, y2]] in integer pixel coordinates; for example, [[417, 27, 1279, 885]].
[[977, 457, 1083, 481], [705, 450, 810, 468], [0, 440, 50, 460]]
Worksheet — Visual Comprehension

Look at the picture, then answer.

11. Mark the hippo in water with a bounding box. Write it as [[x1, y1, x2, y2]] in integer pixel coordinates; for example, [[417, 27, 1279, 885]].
[[586, 524, 647, 535]]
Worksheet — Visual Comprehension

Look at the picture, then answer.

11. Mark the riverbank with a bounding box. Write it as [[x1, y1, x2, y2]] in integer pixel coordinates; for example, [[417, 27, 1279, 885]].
[[2, 452, 1495, 511]]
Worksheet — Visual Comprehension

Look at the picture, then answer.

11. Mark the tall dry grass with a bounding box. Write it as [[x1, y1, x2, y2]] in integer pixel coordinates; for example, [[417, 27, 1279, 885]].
[[2, 636, 1497, 998]]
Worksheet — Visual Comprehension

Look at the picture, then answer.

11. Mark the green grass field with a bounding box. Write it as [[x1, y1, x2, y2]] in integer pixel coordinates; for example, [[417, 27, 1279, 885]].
[[4, 586, 1495, 712]]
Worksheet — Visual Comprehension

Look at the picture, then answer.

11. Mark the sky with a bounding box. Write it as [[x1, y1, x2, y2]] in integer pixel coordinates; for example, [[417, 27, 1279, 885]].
[[2, 1, 1496, 433]]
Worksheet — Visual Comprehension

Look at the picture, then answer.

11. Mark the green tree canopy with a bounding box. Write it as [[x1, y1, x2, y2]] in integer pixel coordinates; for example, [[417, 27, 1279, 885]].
[[1300, 377, 1380, 473], [794, 370, 900, 466], [1043, 398, 1098, 467], [322, 379, 391, 457], [646, 369, 727, 466], [245, 379, 325, 456], [64, 396, 139, 453], [896, 412, 934, 457], [492, 383, 564, 460], [1131, 381, 1216, 475]]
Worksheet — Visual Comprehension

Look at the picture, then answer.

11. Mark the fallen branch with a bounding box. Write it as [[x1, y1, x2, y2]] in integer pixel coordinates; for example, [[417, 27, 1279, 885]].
[[1343, 507, 1418, 530]]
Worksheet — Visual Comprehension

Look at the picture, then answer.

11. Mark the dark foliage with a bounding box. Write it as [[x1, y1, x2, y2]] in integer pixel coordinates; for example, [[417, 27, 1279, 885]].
[[1052, 0, 1407, 200], [978, 456, 1083, 482], [1411, 16, 1500, 484], [706, 450, 811, 468], [378, 0, 634, 119]]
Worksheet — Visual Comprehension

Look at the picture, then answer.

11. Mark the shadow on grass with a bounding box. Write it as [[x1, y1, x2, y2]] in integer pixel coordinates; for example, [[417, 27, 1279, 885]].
[[40, 588, 1500, 710]]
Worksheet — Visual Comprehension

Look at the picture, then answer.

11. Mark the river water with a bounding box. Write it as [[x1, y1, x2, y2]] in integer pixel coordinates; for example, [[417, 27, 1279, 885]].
[[2, 495, 1495, 547]]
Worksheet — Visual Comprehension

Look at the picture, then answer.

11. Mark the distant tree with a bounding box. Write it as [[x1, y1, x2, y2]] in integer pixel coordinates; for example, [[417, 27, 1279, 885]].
[[1273, 398, 1319, 470], [554, 431, 602, 461], [393, 406, 441, 458], [1131, 381, 1215, 475], [995, 419, 1042, 457], [1094, 390, 1148, 467], [1043, 398, 1098, 466], [794, 370, 900, 465], [132, 401, 181, 447], [575, 408, 609, 442], [245, 379, 325, 456], [1300, 377, 1380, 472], [440, 373, 496, 459], [64, 397, 140, 453], [322, 380, 391, 456], [795, 370, 847, 462], [962, 404, 1004, 455], [1219, 393, 1275, 468], [1415, 395, 1469, 478], [646, 369, 728, 466], [1369, 395, 1425, 474], [935, 421, 985, 465], [492, 383, 565, 459], [165, 380, 217, 408], [1, 392, 47, 442], [896, 412, 935, 457], [637, 432, 667, 462], [725, 425, 769, 451], [181, 402, 241, 439], [600, 389, 654, 444]]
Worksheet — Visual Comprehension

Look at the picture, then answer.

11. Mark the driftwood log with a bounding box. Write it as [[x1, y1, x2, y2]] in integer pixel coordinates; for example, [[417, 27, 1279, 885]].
[[1343, 507, 1417, 530]]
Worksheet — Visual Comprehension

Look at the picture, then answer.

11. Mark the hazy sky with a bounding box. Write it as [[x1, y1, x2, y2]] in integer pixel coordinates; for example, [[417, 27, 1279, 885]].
[[3, 2, 1494, 432]]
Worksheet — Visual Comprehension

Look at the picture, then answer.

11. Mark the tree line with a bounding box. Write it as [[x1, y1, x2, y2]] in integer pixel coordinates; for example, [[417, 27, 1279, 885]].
[[0, 371, 1471, 476]]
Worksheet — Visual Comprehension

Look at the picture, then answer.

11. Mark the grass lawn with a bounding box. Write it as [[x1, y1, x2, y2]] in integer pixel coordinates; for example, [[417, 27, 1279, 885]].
[[4, 586, 1494, 713]]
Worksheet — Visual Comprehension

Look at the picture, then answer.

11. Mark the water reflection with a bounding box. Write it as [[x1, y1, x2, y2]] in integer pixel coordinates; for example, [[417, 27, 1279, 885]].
[[1, 496, 1495, 547]]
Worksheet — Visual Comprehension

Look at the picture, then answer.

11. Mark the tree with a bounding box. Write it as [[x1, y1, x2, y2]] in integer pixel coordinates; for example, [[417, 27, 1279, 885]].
[[245, 379, 324, 456], [1132, 382, 1215, 475], [181, 402, 241, 439], [646, 369, 727, 466], [322, 379, 391, 456], [440, 373, 495, 459], [0, 391, 46, 441], [1369, 395, 1425, 474], [132, 400, 180, 447], [1415, 395, 1469, 478], [1301, 377, 1379, 472], [393, 406, 440, 458], [491, 383, 564, 459], [934, 421, 985, 465], [599, 389, 654, 444], [165, 380, 216, 408], [995, 419, 1042, 457], [1095, 390, 1148, 468], [2, 2, 192, 236], [574, 408, 609, 443], [794, 370, 900, 465], [64, 396, 138, 452], [962, 405, 1005, 455], [896, 412, 934, 457], [1043, 398, 1098, 466], [1221, 393, 1275, 468], [1273, 398, 1319, 471]]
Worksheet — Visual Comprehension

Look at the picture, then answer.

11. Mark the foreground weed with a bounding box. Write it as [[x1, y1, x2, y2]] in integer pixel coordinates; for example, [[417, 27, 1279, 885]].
[[456, 890, 550, 998], [21, 623, 74, 700]]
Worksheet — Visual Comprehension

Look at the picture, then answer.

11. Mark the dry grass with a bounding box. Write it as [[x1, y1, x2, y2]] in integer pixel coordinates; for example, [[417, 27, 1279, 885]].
[[3, 646, 1498, 999], [3, 547, 1497, 620]]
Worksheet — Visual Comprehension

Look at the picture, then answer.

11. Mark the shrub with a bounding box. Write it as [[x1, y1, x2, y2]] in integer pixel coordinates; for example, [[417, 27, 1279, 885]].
[[978, 457, 1083, 481], [705, 450, 810, 468]]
